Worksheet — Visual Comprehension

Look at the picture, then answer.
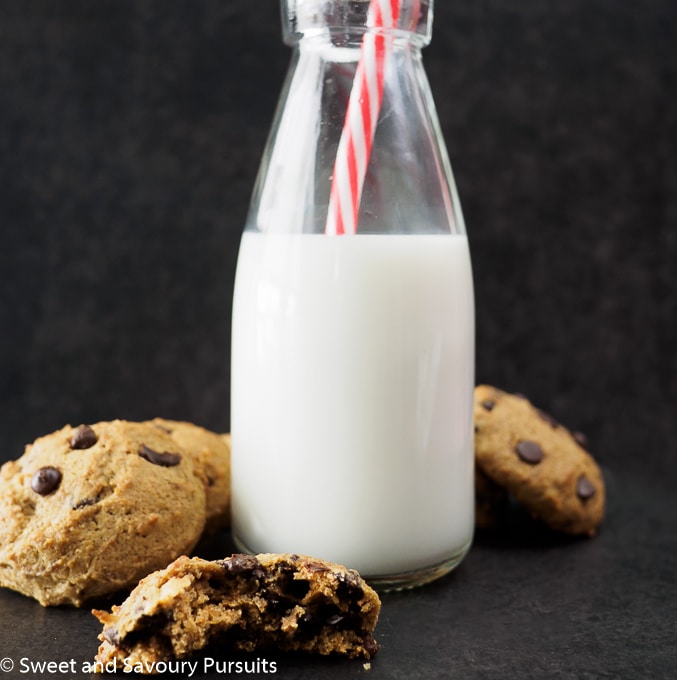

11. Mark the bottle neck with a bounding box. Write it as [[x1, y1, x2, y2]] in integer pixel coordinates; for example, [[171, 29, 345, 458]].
[[282, 0, 433, 48], [292, 28, 425, 54]]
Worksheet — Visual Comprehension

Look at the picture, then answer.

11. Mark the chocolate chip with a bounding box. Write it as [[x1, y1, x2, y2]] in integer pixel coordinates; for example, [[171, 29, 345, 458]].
[[223, 554, 265, 579], [576, 476, 596, 500], [336, 571, 364, 603], [225, 554, 259, 572], [70, 425, 98, 450], [480, 399, 496, 411], [326, 613, 345, 626], [573, 431, 589, 449], [267, 596, 294, 614], [72, 496, 98, 510], [138, 445, 181, 467], [537, 409, 559, 428], [103, 627, 120, 646], [515, 440, 544, 465], [339, 571, 363, 590], [300, 612, 315, 626], [31, 466, 62, 495], [300, 605, 344, 630]]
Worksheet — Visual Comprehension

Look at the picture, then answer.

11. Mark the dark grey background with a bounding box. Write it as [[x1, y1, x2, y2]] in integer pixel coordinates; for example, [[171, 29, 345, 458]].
[[0, 1, 676, 679], [1, 1, 676, 486]]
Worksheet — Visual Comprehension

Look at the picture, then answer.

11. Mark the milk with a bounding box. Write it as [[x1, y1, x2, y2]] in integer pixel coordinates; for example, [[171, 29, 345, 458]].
[[230, 230, 474, 581]]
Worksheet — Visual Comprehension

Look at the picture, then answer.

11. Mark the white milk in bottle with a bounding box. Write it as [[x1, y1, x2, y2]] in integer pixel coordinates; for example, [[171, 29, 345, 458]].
[[231, 231, 474, 582]]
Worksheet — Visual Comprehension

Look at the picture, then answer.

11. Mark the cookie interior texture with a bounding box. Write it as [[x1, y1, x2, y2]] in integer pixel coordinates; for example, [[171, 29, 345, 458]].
[[93, 554, 381, 667]]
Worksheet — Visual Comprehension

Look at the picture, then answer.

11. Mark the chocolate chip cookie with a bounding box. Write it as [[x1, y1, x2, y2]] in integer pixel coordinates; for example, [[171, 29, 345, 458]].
[[474, 385, 605, 536], [474, 465, 509, 530], [0, 420, 207, 606], [147, 418, 231, 533], [93, 553, 381, 667]]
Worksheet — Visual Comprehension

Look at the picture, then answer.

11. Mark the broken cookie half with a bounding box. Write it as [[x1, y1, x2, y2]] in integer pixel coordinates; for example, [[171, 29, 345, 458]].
[[93, 553, 381, 670]]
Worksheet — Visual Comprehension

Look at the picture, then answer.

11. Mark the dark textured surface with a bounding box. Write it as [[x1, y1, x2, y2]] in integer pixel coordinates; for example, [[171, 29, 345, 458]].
[[0, 1, 675, 678], [0, 471, 675, 679]]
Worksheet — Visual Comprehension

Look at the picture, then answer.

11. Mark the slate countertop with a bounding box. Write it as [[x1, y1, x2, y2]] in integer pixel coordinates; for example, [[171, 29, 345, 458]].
[[0, 466, 674, 680]]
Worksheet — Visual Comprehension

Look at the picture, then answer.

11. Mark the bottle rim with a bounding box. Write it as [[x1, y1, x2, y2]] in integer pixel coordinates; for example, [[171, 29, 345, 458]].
[[282, 0, 433, 47]]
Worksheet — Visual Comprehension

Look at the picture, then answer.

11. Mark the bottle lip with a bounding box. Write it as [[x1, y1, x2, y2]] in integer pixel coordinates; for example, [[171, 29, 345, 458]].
[[282, 0, 433, 47]]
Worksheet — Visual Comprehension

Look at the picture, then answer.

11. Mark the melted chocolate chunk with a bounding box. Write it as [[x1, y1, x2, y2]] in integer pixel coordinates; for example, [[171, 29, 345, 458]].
[[267, 595, 295, 615], [31, 466, 62, 495], [336, 571, 364, 605], [300, 605, 345, 632], [576, 476, 596, 500], [70, 425, 98, 450], [225, 553, 259, 572], [223, 554, 266, 580], [326, 613, 346, 626], [480, 399, 496, 411], [339, 570, 363, 590], [515, 440, 544, 465], [103, 627, 120, 646], [138, 445, 181, 467]]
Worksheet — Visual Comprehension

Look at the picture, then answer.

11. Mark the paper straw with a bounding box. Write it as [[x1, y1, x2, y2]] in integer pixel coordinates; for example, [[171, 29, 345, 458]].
[[325, 0, 401, 235]]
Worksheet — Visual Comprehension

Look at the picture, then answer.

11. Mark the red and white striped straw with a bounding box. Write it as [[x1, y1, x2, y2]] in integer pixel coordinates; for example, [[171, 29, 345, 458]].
[[325, 0, 401, 236]]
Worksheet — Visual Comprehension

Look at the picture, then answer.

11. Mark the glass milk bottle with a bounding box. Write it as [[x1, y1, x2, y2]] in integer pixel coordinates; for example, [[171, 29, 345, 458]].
[[231, 0, 474, 590]]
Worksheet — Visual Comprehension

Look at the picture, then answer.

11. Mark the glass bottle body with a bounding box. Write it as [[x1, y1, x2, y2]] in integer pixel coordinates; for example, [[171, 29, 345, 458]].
[[231, 0, 475, 589]]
